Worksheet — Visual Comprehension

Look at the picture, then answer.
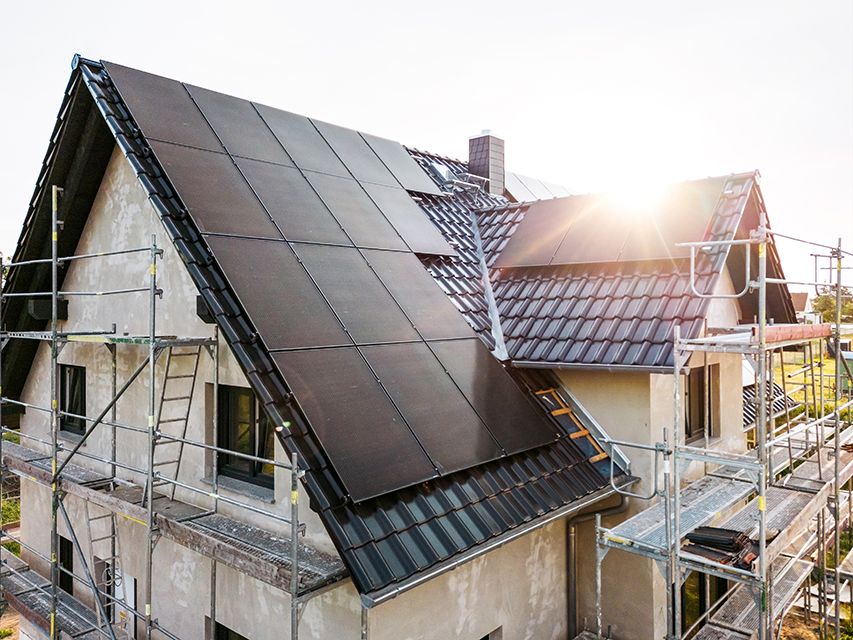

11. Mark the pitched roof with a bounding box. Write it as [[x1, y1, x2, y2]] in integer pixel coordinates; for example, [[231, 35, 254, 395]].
[[791, 292, 809, 314], [411, 155, 797, 369], [1, 57, 624, 604]]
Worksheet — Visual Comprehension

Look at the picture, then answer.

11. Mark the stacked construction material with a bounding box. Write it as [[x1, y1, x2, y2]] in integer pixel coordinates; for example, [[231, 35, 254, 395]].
[[683, 527, 757, 569]]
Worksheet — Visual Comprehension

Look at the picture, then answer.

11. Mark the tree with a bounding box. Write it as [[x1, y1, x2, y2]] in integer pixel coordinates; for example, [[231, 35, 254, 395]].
[[811, 285, 853, 322]]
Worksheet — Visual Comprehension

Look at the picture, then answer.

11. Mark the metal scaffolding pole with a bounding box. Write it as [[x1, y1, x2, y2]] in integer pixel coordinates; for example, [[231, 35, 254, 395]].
[[144, 234, 159, 640], [833, 238, 843, 638], [50, 184, 62, 640]]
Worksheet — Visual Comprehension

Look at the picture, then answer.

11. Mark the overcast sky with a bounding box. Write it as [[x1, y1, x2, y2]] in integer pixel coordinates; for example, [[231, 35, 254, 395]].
[[1, 1, 850, 286]]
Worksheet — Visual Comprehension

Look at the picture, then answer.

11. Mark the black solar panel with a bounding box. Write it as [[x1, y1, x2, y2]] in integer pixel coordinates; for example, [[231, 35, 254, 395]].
[[204, 236, 348, 350], [361, 343, 503, 474], [304, 172, 407, 251], [312, 120, 398, 187], [293, 244, 418, 345], [254, 105, 349, 178], [103, 62, 224, 153], [493, 198, 572, 267], [429, 339, 559, 454], [150, 141, 282, 239], [363, 249, 473, 341], [361, 134, 442, 195], [360, 182, 455, 256], [235, 158, 351, 245], [185, 85, 294, 165], [274, 348, 437, 501]]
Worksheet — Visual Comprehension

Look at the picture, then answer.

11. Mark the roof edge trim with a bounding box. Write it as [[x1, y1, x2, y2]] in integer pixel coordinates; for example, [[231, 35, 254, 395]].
[[360, 481, 632, 608]]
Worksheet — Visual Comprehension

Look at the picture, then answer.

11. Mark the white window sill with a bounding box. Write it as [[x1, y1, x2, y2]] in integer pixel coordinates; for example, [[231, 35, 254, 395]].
[[200, 474, 275, 504]]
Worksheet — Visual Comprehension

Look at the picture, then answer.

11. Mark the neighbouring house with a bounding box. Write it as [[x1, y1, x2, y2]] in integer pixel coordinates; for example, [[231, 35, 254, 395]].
[[0, 56, 797, 640], [791, 291, 811, 322]]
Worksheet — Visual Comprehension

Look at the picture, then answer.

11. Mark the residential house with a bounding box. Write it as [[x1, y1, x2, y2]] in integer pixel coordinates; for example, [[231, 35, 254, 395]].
[[0, 56, 795, 640]]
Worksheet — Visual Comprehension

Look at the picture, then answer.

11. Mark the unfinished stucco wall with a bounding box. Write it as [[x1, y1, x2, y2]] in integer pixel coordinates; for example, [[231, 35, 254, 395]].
[[558, 278, 746, 639], [367, 519, 567, 640], [558, 369, 666, 639], [20, 479, 362, 640], [18, 145, 332, 552], [15, 146, 361, 638]]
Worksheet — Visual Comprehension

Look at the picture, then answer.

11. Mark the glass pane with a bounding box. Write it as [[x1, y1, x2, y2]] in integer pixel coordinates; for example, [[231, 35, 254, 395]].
[[257, 411, 275, 477]]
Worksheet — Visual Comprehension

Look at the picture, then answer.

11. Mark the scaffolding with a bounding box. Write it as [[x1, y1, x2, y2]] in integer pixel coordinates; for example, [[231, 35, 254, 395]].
[[592, 212, 853, 640], [0, 186, 342, 640]]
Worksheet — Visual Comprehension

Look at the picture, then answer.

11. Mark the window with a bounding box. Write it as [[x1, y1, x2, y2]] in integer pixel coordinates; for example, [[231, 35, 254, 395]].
[[681, 571, 727, 635], [58, 535, 74, 595], [214, 622, 249, 640], [684, 365, 720, 443], [217, 386, 275, 488], [59, 364, 86, 435]]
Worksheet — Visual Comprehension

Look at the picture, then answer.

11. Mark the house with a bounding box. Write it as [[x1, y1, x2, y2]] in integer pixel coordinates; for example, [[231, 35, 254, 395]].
[[0, 56, 798, 640], [0, 57, 630, 640], [408, 147, 796, 638], [791, 292, 809, 321]]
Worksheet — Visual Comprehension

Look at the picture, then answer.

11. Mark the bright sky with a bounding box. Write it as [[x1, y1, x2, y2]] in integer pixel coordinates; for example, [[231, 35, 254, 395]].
[[1, 1, 851, 286]]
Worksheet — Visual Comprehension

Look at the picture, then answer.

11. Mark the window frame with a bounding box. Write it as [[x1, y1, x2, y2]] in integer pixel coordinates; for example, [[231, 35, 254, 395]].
[[214, 622, 249, 640], [684, 364, 720, 444], [216, 385, 275, 489], [59, 364, 87, 436], [58, 535, 74, 595]]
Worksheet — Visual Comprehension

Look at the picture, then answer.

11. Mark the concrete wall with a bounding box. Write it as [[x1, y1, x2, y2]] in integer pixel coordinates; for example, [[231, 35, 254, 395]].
[[367, 520, 568, 640], [559, 352, 744, 638]]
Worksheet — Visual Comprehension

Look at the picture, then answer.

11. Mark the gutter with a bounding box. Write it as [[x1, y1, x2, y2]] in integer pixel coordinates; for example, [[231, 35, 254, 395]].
[[360, 479, 637, 609], [566, 494, 630, 637], [512, 360, 675, 374]]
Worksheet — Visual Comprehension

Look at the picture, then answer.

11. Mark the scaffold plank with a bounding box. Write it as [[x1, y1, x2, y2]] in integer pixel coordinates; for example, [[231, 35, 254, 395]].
[[1, 442, 346, 595], [605, 475, 753, 551]]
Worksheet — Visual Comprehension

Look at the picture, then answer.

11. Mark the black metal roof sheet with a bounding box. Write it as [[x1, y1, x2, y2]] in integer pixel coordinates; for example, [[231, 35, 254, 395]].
[[1, 57, 623, 603]]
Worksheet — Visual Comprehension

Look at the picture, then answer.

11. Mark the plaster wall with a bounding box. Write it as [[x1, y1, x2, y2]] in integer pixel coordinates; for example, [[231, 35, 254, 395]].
[[14, 145, 573, 640], [15, 146, 360, 639], [557, 369, 665, 639], [367, 520, 568, 640]]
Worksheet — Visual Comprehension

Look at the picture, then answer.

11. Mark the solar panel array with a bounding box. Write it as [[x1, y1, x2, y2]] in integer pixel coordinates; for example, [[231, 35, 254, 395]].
[[105, 62, 559, 501], [495, 177, 728, 268]]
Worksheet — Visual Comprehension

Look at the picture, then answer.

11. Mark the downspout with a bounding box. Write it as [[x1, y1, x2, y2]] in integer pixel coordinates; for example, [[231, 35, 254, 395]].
[[567, 495, 630, 637]]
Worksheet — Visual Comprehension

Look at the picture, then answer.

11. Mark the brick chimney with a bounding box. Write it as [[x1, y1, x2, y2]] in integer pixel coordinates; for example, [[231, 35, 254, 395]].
[[468, 131, 505, 196]]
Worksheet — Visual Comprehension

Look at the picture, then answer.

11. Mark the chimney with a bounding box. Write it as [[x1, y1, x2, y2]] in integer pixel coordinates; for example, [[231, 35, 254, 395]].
[[468, 130, 505, 196]]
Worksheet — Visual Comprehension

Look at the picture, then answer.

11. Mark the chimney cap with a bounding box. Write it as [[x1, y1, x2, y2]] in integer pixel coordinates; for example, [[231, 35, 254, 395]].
[[469, 129, 502, 140]]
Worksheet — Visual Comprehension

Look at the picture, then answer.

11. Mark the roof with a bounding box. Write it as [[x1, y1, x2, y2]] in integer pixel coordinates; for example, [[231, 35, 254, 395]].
[[1, 57, 624, 605], [791, 291, 809, 313], [504, 171, 571, 202], [411, 157, 797, 369]]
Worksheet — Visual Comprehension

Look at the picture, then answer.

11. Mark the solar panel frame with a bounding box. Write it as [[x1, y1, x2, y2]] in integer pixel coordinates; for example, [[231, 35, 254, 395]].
[[312, 120, 399, 187], [361, 343, 503, 474], [363, 249, 473, 341], [149, 140, 283, 239], [429, 338, 559, 454], [103, 62, 224, 153], [304, 171, 408, 251], [185, 84, 294, 165], [293, 243, 419, 345], [235, 157, 352, 246], [360, 133, 443, 195], [204, 236, 349, 350], [273, 347, 437, 502], [359, 182, 455, 256], [254, 104, 350, 178]]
